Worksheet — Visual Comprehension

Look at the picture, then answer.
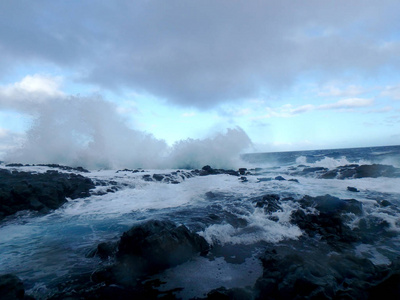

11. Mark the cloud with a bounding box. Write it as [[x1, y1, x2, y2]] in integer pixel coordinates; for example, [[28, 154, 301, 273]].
[[182, 112, 196, 118], [0, 74, 64, 112], [253, 97, 374, 119], [381, 84, 400, 100], [0, 1, 399, 109], [317, 84, 365, 97], [318, 98, 374, 110]]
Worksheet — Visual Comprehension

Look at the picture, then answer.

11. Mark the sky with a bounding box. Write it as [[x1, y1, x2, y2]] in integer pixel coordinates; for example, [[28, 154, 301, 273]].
[[0, 0, 400, 162]]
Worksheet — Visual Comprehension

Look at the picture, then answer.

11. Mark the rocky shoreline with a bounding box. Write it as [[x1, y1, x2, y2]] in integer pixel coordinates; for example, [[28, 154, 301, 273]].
[[1, 164, 400, 299]]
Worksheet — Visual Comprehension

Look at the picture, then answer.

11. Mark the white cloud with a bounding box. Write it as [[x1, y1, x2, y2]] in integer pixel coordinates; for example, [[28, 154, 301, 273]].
[[12, 75, 63, 96], [182, 112, 196, 117], [381, 84, 400, 100], [318, 98, 374, 110], [317, 84, 365, 97], [0, 74, 64, 112]]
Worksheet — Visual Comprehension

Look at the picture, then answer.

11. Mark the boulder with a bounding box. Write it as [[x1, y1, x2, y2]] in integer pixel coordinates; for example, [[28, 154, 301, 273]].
[[92, 220, 209, 286]]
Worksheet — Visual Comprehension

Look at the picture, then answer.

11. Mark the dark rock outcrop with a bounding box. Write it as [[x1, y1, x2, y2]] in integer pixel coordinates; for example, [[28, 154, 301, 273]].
[[253, 194, 282, 214], [92, 220, 209, 286], [0, 274, 33, 300], [290, 195, 363, 245], [0, 169, 95, 220], [294, 164, 400, 179], [347, 186, 360, 192], [255, 247, 400, 300], [195, 165, 239, 177]]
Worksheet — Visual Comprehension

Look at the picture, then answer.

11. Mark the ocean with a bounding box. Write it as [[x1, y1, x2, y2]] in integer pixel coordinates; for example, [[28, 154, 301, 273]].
[[0, 145, 399, 299]]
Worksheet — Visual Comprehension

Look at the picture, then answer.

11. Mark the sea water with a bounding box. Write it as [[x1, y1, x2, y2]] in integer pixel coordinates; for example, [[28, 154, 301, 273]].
[[0, 145, 399, 298]]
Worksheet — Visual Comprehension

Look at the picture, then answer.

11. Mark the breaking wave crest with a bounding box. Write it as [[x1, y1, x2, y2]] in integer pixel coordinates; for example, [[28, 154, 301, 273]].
[[5, 96, 252, 169]]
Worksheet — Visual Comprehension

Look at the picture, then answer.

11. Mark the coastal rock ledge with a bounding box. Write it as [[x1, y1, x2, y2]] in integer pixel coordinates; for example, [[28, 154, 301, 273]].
[[0, 169, 95, 221]]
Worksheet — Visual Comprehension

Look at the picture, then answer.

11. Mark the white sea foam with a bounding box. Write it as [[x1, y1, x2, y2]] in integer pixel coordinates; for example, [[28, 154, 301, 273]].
[[4, 95, 252, 170], [199, 208, 302, 246], [296, 155, 371, 169]]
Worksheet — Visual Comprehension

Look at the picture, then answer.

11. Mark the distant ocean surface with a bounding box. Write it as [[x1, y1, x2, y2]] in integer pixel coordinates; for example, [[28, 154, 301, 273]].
[[242, 144, 400, 167], [0, 145, 399, 299]]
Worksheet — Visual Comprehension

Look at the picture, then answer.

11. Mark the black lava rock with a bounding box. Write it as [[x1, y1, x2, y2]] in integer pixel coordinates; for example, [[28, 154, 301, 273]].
[[253, 194, 282, 214], [347, 186, 360, 192], [0, 169, 95, 221], [92, 220, 209, 286], [0, 274, 30, 300]]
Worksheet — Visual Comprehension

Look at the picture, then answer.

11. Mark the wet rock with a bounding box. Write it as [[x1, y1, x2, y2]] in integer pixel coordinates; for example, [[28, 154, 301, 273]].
[[379, 200, 392, 207], [291, 195, 363, 244], [292, 164, 400, 179], [255, 246, 387, 300], [142, 174, 153, 181], [239, 176, 248, 182], [152, 174, 164, 181], [354, 164, 399, 178], [0, 169, 95, 221], [257, 177, 272, 182], [238, 168, 247, 175], [274, 176, 286, 181], [302, 167, 328, 174], [88, 241, 119, 260], [369, 273, 400, 299], [255, 247, 400, 300], [93, 220, 210, 286], [253, 194, 282, 214], [206, 286, 253, 299], [288, 178, 299, 183], [197, 166, 239, 177], [299, 194, 363, 216], [0, 274, 26, 300], [347, 186, 360, 192], [36, 164, 90, 173]]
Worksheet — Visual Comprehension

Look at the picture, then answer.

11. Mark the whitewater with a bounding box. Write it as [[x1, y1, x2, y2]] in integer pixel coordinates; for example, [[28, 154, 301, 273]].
[[1, 145, 400, 299]]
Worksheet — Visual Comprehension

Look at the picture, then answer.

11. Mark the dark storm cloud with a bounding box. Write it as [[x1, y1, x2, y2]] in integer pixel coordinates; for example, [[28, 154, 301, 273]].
[[1, 0, 399, 108]]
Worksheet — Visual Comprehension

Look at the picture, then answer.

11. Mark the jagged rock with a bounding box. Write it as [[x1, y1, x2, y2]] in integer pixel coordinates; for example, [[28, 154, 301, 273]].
[[293, 164, 400, 179], [291, 195, 363, 244], [92, 220, 209, 286], [197, 166, 239, 176], [253, 194, 282, 214], [0, 169, 95, 221]]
